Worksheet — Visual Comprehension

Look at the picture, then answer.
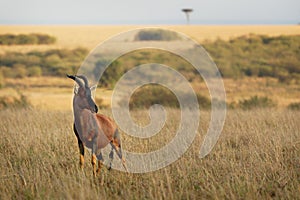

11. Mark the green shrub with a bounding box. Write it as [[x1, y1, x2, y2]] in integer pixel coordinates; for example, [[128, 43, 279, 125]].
[[128, 85, 179, 109], [0, 33, 56, 45], [27, 66, 42, 77], [238, 96, 276, 110], [124, 84, 210, 110], [0, 34, 15, 45], [1, 66, 15, 78], [0, 70, 4, 88], [287, 102, 300, 110], [16, 34, 38, 44], [98, 60, 124, 88], [258, 65, 273, 77], [13, 64, 27, 78], [34, 34, 56, 44], [196, 93, 211, 109]]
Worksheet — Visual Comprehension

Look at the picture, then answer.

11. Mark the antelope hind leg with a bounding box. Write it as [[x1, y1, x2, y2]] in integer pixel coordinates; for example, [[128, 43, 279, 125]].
[[96, 151, 103, 175], [111, 129, 128, 172], [110, 142, 128, 172]]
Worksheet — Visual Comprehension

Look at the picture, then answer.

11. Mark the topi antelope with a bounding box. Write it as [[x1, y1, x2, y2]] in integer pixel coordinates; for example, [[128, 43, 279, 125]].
[[67, 74, 127, 176]]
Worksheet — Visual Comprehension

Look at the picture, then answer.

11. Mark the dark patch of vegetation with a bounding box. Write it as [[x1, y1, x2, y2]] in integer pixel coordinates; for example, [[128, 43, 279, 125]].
[[0, 48, 88, 77], [0, 33, 56, 45], [135, 29, 181, 41], [203, 34, 300, 83], [0, 70, 4, 88], [98, 49, 198, 89], [128, 85, 180, 109], [0, 34, 299, 86], [235, 96, 277, 110], [287, 102, 300, 110], [100, 35, 300, 88], [125, 84, 211, 110]]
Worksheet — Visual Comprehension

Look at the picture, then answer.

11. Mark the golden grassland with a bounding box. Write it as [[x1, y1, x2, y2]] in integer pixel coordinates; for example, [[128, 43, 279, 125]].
[[0, 26, 299, 199], [0, 108, 299, 199], [0, 25, 300, 53]]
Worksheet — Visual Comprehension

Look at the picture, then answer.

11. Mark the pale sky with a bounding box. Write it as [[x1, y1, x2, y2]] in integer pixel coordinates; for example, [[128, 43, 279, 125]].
[[0, 0, 299, 24]]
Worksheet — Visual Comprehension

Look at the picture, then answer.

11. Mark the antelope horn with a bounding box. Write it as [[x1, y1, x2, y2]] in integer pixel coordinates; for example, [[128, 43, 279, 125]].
[[66, 74, 84, 88], [76, 75, 89, 87]]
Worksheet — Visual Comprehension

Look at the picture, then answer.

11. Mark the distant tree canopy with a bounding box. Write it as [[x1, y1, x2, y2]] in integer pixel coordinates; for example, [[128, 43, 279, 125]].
[[0, 33, 56, 45], [135, 29, 181, 41]]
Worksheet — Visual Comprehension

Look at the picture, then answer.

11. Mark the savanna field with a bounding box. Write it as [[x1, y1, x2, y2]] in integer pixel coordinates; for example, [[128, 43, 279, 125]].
[[0, 109, 299, 199], [0, 25, 299, 199]]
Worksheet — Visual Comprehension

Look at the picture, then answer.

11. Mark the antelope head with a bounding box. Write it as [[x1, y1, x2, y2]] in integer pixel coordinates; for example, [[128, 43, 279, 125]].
[[67, 74, 98, 113]]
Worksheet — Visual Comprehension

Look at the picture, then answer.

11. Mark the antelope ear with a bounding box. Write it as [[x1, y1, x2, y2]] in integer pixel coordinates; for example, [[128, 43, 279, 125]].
[[90, 85, 97, 91]]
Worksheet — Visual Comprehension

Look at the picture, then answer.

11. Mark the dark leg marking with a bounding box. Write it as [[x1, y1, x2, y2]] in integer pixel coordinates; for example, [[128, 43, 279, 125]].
[[108, 145, 114, 170], [74, 123, 84, 168]]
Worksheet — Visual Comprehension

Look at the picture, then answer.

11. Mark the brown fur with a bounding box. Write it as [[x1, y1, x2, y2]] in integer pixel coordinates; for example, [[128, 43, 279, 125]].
[[96, 114, 117, 141]]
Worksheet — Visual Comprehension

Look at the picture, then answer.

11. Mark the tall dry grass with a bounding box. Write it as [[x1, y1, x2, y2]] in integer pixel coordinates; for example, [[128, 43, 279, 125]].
[[0, 108, 299, 199]]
